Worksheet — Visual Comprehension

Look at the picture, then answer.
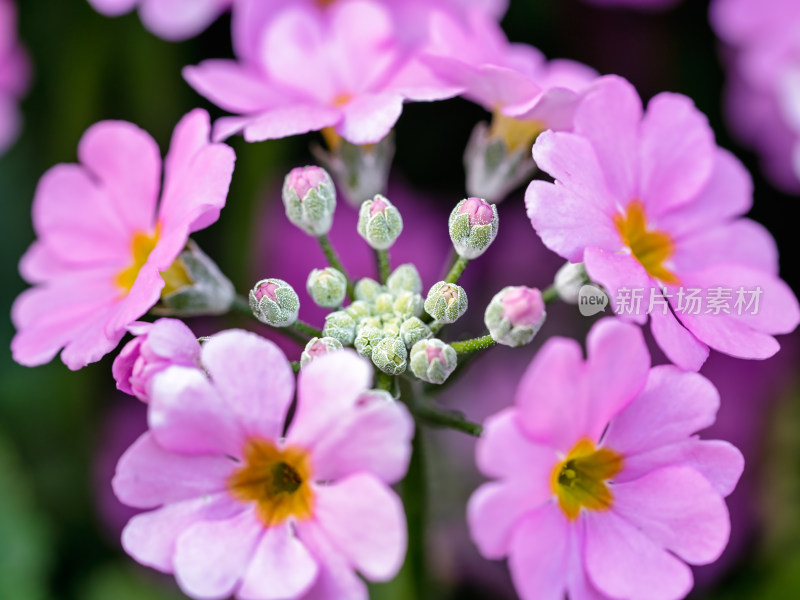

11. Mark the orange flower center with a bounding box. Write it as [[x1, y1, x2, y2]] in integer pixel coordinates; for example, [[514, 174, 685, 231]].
[[114, 224, 192, 297], [613, 201, 679, 285], [551, 438, 623, 521], [489, 110, 545, 152], [227, 439, 315, 527]]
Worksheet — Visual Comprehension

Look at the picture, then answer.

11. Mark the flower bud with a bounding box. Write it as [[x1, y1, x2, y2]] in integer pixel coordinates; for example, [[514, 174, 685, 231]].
[[386, 263, 422, 295], [300, 336, 343, 368], [374, 292, 395, 315], [306, 267, 347, 308], [448, 197, 499, 259], [354, 277, 384, 302], [322, 310, 356, 345], [344, 300, 372, 321], [356, 389, 395, 406], [399, 316, 431, 348], [360, 316, 383, 330], [382, 316, 402, 337], [282, 166, 336, 236], [485, 286, 546, 347], [371, 336, 408, 375], [157, 240, 235, 316], [354, 325, 386, 360], [357, 194, 403, 250], [393, 291, 424, 318], [410, 339, 457, 384], [249, 278, 299, 327], [554, 261, 589, 304], [424, 281, 468, 324]]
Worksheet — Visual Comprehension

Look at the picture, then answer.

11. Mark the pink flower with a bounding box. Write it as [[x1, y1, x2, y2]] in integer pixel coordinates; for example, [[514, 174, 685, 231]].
[[87, 0, 232, 41], [112, 318, 202, 402], [468, 318, 744, 600], [0, 0, 31, 153], [11, 109, 235, 370], [185, 0, 458, 145], [113, 331, 413, 599], [526, 75, 800, 370]]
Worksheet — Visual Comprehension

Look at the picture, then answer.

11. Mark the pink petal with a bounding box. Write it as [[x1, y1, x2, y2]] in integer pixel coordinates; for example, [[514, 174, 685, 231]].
[[121, 493, 243, 572], [525, 180, 621, 263], [159, 108, 235, 234], [308, 395, 414, 484], [677, 310, 781, 360], [656, 148, 752, 239], [507, 503, 570, 600], [148, 366, 246, 457], [239, 523, 319, 600], [87, 0, 137, 17], [584, 509, 693, 600], [104, 261, 164, 337], [572, 75, 642, 201], [468, 481, 555, 560], [240, 104, 342, 142], [200, 330, 295, 442], [139, 0, 229, 41], [145, 317, 201, 363], [514, 337, 587, 450], [113, 432, 235, 509], [184, 60, 281, 114], [296, 522, 369, 600], [639, 92, 715, 215], [584, 318, 650, 439], [616, 439, 744, 497], [211, 115, 254, 142], [475, 408, 557, 481], [611, 466, 731, 564], [583, 247, 651, 324], [174, 509, 262, 599], [77, 120, 162, 233], [516, 86, 583, 130], [337, 93, 404, 145], [649, 308, 709, 371], [287, 351, 372, 449], [312, 473, 406, 580], [18, 241, 72, 284], [603, 365, 719, 455]]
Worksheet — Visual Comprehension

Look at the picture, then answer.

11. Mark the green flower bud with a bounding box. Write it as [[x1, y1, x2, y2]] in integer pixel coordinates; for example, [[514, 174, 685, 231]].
[[371, 336, 408, 375], [448, 197, 499, 259], [357, 194, 403, 250], [322, 310, 356, 345], [249, 278, 299, 327], [484, 286, 546, 347], [386, 263, 422, 295], [300, 336, 343, 367], [424, 281, 468, 324], [306, 267, 347, 308], [359, 316, 383, 330], [393, 291, 424, 318], [399, 316, 432, 348], [381, 316, 402, 337], [554, 261, 589, 304], [282, 166, 336, 236], [410, 339, 457, 384], [374, 292, 395, 315], [345, 300, 372, 321], [354, 277, 384, 302], [354, 326, 386, 360]]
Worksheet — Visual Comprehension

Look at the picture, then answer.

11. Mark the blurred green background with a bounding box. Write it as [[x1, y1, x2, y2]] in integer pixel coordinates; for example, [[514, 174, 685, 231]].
[[1, 1, 799, 599]]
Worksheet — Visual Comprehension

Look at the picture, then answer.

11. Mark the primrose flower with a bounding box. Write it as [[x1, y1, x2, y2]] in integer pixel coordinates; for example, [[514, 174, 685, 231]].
[[11, 109, 235, 370], [0, 0, 31, 154], [87, 0, 232, 41], [112, 318, 201, 402], [526, 75, 800, 370], [185, 0, 457, 146], [468, 318, 743, 600], [114, 332, 413, 600]]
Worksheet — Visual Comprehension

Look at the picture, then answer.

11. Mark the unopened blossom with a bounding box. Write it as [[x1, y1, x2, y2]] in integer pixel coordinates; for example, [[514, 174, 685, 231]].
[[484, 286, 546, 347], [185, 0, 457, 146], [449, 197, 499, 258], [114, 332, 413, 600], [11, 109, 235, 370], [468, 318, 743, 600], [112, 318, 201, 402], [87, 0, 231, 41], [526, 75, 799, 370], [0, 0, 31, 154]]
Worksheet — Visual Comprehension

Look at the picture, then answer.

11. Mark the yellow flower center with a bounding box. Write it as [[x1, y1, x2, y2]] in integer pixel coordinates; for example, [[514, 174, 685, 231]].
[[552, 438, 623, 521], [613, 201, 679, 285], [489, 110, 545, 152], [114, 224, 192, 297], [227, 439, 315, 527]]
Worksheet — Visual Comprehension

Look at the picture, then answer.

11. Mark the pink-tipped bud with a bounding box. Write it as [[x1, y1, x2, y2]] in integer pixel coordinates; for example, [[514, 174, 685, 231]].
[[282, 165, 336, 236], [459, 197, 494, 226], [501, 287, 545, 326], [370, 196, 388, 216], [286, 166, 329, 199], [254, 281, 279, 303], [300, 336, 343, 368], [485, 286, 546, 347]]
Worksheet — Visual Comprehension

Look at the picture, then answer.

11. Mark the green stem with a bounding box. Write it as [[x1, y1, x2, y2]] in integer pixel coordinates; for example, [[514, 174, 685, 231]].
[[376, 371, 394, 391], [412, 401, 483, 437], [290, 361, 301, 374], [375, 248, 390, 283], [232, 295, 252, 316], [317, 234, 355, 299], [429, 320, 444, 334], [290, 320, 323, 339], [444, 255, 470, 284], [401, 414, 430, 597], [449, 334, 496, 355], [542, 284, 559, 304]]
